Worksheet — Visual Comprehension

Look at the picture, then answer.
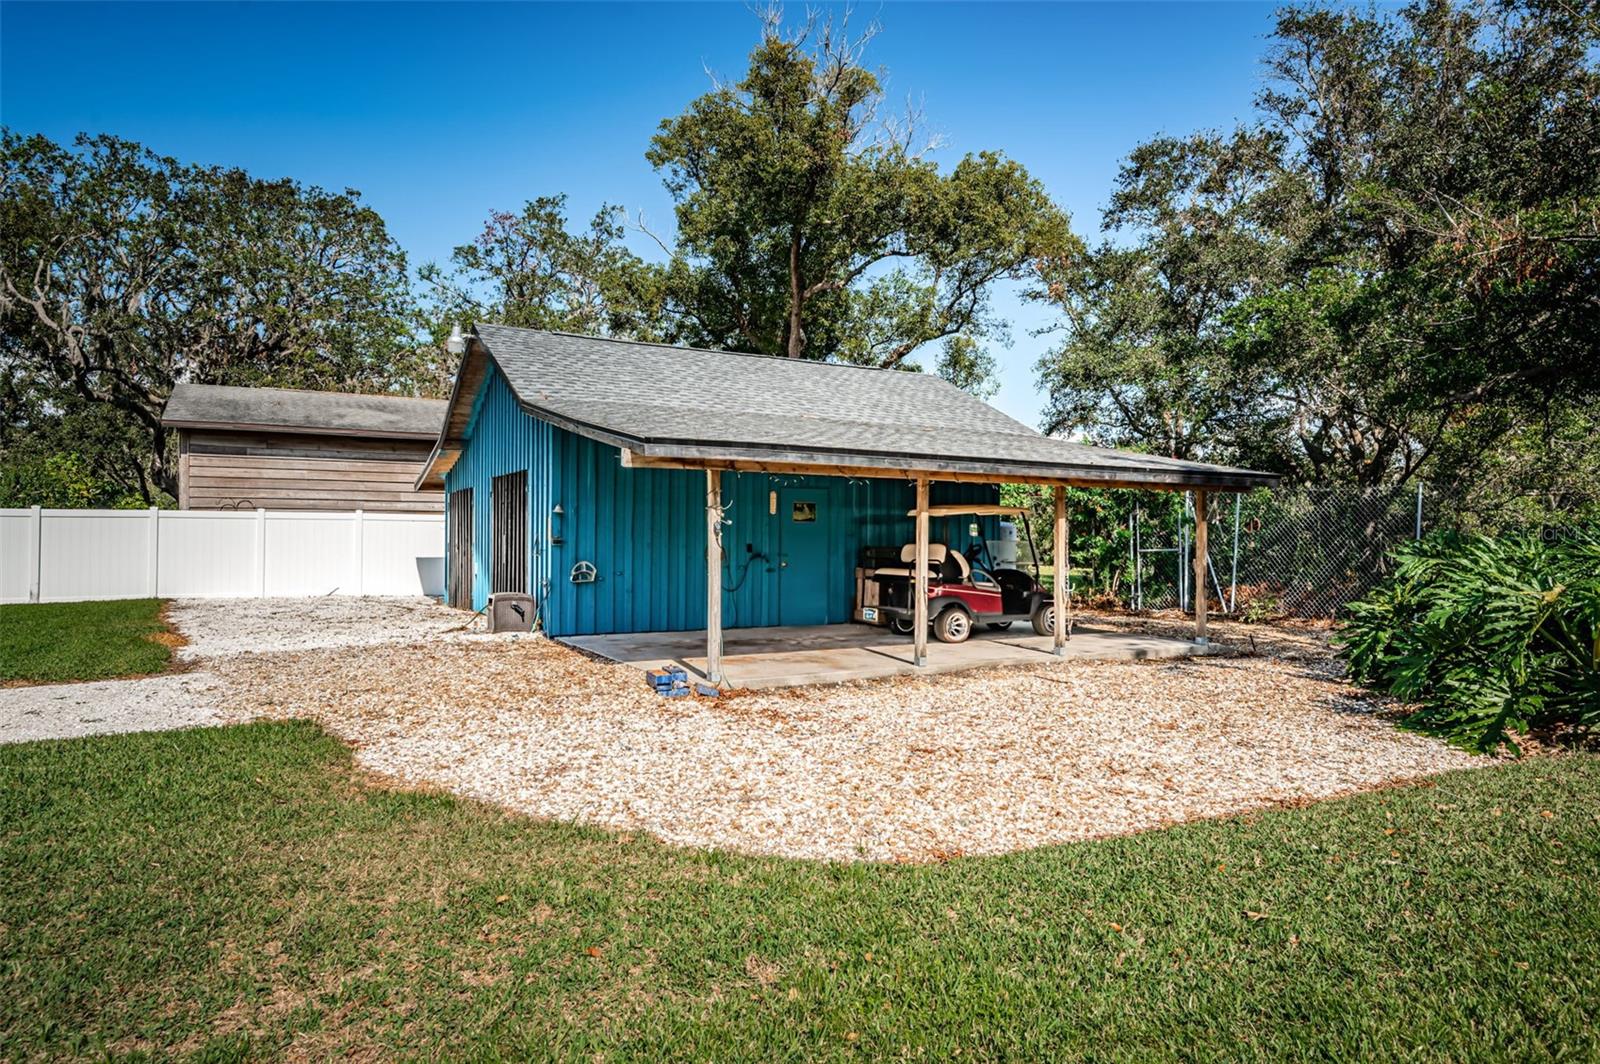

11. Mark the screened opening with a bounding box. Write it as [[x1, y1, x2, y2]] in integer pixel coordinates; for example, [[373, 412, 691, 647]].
[[491, 471, 528, 595], [447, 487, 474, 610]]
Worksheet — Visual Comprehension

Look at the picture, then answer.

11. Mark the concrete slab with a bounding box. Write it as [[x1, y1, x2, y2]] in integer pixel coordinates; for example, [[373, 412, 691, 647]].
[[564, 621, 1220, 690]]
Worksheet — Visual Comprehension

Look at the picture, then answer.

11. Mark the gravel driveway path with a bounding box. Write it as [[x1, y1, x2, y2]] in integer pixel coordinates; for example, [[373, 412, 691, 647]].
[[170, 596, 467, 659], [0, 672, 228, 744], [2, 597, 464, 744]]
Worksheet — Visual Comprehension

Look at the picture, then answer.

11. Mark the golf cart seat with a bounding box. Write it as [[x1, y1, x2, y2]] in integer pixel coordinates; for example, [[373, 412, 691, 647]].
[[873, 543, 968, 583]]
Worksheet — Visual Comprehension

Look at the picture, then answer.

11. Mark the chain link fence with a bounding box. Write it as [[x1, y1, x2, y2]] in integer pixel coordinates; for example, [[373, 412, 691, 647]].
[[1010, 480, 1590, 621], [1129, 484, 1427, 620]]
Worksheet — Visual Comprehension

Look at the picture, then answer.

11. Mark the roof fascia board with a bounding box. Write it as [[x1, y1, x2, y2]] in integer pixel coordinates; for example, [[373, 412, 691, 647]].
[[459, 359, 498, 444], [622, 440, 1277, 490], [162, 418, 437, 441], [620, 449, 1274, 493], [414, 340, 492, 490], [511, 403, 1275, 490]]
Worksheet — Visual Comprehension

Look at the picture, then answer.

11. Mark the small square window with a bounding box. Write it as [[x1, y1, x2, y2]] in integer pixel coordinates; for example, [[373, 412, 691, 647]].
[[791, 501, 817, 523]]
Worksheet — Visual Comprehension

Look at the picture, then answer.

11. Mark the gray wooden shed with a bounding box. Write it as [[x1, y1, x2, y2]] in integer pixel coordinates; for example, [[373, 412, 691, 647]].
[[161, 384, 447, 512]]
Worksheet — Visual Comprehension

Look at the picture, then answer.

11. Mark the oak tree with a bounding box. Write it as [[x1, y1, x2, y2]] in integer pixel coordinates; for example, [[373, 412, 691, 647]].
[[0, 132, 430, 501], [1034, 0, 1600, 500], [647, 14, 1077, 387]]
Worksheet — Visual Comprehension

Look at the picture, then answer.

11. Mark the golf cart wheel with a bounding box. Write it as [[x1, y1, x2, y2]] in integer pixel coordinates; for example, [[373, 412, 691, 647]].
[[890, 616, 916, 635], [1030, 602, 1055, 637], [933, 607, 972, 644], [986, 621, 1013, 631]]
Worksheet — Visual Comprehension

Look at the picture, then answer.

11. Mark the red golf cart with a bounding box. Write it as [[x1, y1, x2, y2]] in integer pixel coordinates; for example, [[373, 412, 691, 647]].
[[858, 505, 1059, 644]]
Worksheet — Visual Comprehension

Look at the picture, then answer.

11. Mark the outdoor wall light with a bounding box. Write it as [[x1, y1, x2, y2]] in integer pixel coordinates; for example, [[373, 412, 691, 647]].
[[550, 503, 564, 545]]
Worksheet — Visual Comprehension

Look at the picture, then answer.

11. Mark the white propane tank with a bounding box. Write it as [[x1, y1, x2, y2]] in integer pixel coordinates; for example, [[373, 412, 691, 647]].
[[987, 520, 1020, 566]]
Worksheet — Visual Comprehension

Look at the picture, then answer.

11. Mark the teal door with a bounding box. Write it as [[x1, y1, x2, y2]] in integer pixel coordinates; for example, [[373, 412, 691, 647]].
[[778, 487, 832, 625]]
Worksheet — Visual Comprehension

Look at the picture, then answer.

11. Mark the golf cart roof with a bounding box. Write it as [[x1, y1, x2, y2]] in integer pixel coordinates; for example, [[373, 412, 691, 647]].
[[903, 504, 1028, 518]]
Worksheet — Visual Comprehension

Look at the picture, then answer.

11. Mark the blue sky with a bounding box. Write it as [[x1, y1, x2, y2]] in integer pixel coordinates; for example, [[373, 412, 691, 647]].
[[1, 1, 1281, 426]]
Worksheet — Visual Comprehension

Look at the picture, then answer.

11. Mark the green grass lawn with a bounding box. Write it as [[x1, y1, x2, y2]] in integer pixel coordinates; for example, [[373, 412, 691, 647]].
[[0, 598, 176, 684], [1, 723, 1595, 1061]]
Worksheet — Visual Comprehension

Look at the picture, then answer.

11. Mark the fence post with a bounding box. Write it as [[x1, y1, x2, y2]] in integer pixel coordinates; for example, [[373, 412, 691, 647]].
[[1052, 485, 1068, 655], [256, 508, 267, 597], [27, 505, 42, 603], [353, 510, 365, 596], [1193, 490, 1209, 644], [1229, 493, 1241, 613], [1414, 482, 1424, 539], [1128, 512, 1137, 611], [147, 507, 160, 598], [1179, 495, 1190, 612]]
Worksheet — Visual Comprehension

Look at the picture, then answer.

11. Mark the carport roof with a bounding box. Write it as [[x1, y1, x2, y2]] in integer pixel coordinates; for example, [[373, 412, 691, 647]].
[[418, 325, 1278, 491]]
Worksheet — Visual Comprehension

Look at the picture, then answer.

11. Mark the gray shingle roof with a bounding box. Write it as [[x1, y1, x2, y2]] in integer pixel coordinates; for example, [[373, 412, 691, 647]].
[[424, 326, 1276, 490], [163, 383, 446, 439]]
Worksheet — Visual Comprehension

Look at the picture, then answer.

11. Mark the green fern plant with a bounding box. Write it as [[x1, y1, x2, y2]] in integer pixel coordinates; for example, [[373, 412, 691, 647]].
[[1339, 530, 1600, 753]]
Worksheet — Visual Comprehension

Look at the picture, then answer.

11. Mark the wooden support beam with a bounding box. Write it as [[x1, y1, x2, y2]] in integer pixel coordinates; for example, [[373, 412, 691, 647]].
[[913, 476, 930, 668], [706, 469, 724, 684], [1193, 489, 1209, 645], [1053, 486, 1068, 656]]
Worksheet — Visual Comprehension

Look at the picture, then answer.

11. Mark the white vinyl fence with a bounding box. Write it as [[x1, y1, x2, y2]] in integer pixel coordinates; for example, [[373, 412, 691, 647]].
[[1, 507, 445, 604]]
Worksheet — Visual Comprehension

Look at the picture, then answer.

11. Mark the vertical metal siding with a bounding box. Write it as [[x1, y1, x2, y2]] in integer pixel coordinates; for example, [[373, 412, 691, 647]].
[[442, 366, 553, 617], [446, 365, 1002, 635], [544, 429, 708, 637], [541, 428, 1001, 637]]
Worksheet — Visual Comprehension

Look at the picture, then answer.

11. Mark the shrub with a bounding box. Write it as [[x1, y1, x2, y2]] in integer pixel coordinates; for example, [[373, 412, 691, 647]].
[[1233, 584, 1285, 624], [1339, 530, 1600, 753]]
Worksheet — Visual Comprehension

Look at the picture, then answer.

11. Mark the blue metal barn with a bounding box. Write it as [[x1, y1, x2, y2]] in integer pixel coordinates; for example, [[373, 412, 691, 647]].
[[417, 326, 1277, 644], [429, 357, 1000, 636]]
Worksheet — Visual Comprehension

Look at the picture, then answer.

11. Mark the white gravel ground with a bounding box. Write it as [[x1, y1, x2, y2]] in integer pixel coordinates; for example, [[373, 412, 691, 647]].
[[170, 596, 464, 659], [6, 598, 1489, 860], [3, 597, 475, 745], [217, 631, 1487, 862], [0, 671, 227, 744]]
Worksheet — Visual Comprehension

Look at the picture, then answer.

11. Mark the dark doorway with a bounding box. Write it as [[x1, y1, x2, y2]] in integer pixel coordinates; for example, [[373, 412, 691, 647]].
[[447, 487, 474, 609], [491, 470, 528, 595]]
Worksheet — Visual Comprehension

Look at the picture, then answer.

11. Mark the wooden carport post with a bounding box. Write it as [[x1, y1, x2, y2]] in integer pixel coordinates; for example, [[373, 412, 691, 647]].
[[913, 476, 930, 668], [1193, 489, 1209, 645], [1053, 485, 1068, 656], [706, 469, 724, 684]]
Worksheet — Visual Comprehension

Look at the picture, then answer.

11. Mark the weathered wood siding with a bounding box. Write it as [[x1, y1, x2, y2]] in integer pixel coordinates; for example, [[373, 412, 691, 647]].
[[178, 429, 443, 512]]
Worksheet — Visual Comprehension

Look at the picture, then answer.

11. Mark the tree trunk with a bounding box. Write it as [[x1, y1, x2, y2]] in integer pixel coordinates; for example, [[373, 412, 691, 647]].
[[149, 422, 178, 502], [786, 231, 805, 359]]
